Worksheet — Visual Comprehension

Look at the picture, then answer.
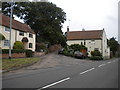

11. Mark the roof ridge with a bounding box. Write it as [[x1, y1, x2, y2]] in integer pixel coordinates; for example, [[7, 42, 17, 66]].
[[1, 14, 35, 34], [68, 30, 103, 32]]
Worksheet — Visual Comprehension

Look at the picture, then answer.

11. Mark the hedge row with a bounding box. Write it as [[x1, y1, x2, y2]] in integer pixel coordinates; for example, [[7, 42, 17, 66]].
[[1, 49, 34, 57], [2, 49, 25, 54]]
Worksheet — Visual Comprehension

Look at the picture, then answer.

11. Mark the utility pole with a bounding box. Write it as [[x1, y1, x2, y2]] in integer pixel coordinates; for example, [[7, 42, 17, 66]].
[[9, 1, 13, 59]]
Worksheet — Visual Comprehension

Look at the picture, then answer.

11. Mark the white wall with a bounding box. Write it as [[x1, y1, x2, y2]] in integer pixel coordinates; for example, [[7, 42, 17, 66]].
[[0, 25, 16, 49], [16, 31, 36, 51], [102, 30, 110, 59], [67, 39, 102, 56]]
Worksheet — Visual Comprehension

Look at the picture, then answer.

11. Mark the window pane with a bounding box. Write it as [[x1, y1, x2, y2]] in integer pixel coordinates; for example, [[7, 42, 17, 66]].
[[5, 27, 10, 32], [29, 43, 32, 48], [19, 31, 24, 36], [4, 40, 9, 46], [29, 33, 33, 38]]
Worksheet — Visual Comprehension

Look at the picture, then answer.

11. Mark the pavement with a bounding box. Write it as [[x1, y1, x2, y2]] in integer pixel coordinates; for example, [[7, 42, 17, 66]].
[[2, 52, 119, 89]]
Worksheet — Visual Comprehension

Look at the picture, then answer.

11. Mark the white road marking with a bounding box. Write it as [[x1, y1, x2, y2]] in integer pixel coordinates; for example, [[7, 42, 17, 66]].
[[107, 62, 111, 64], [98, 64, 106, 67], [80, 68, 95, 75], [40, 77, 70, 89]]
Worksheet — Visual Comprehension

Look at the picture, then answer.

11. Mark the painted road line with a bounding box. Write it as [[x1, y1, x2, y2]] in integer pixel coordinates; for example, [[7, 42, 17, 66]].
[[80, 68, 95, 75], [107, 62, 111, 64], [98, 64, 106, 67], [39, 77, 70, 89]]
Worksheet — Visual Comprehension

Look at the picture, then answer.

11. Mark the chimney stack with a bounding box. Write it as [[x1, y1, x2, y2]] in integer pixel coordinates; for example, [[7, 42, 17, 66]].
[[67, 26, 69, 32], [82, 28, 85, 31]]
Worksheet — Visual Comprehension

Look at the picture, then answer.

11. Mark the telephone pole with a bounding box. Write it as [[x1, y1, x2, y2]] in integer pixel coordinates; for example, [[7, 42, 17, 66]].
[[9, 1, 13, 59]]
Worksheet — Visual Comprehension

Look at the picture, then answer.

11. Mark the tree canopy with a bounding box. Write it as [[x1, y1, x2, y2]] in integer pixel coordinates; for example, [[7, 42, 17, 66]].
[[108, 37, 119, 56], [2, 2, 66, 46]]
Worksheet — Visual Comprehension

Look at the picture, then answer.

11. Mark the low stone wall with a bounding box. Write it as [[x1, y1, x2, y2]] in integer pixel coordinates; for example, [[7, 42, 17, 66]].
[[34, 52, 45, 57], [2, 53, 26, 59], [48, 44, 61, 52]]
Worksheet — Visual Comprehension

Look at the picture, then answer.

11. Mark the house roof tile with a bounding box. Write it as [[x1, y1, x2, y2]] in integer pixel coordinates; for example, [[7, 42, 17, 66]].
[[67, 30, 103, 40], [0, 14, 35, 34]]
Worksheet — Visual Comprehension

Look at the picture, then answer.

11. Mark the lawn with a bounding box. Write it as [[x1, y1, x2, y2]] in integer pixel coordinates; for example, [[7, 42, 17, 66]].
[[2, 57, 40, 71]]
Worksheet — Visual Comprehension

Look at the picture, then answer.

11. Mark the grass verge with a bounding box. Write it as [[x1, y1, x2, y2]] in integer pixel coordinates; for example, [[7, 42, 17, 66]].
[[2, 57, 40, 71]]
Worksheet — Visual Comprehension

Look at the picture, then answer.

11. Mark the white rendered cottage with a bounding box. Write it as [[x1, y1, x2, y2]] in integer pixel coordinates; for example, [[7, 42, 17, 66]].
[[67, 29, 110, 59], [0, 14, 36, 51]]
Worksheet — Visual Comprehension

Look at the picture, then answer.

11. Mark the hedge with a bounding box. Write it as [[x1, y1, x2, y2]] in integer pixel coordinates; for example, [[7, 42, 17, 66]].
[[2, 49, 34, 57], [90, 56, 103, 60], [25, 49, 34, 57], [2, 49, 25, 54]]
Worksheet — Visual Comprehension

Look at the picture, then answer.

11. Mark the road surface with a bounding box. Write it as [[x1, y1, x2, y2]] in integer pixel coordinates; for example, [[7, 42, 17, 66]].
[[2, 55, 119, 89]]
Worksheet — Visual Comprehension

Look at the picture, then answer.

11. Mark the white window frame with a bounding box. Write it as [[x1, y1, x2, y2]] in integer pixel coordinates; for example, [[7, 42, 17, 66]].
[[19, 31, 24, 36], [29, 43, 32, 48], [29, 33, 33, 38], [4, 40, 9, 46]]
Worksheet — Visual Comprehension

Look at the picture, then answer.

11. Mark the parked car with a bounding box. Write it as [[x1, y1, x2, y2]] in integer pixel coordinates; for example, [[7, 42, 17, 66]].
[[58, 48, 64, 54], [74, 51, 86, 59]]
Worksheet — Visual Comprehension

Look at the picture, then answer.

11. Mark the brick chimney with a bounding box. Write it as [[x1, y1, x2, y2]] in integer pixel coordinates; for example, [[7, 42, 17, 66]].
[[67, 26, 69, 32]]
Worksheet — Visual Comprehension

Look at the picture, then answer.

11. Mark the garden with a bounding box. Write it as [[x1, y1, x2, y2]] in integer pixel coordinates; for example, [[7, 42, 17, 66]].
[[58, 44, 103, 60]]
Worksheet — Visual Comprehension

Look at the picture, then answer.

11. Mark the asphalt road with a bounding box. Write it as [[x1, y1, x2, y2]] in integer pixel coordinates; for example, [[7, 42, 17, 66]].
[[2, 58, 119, 89]]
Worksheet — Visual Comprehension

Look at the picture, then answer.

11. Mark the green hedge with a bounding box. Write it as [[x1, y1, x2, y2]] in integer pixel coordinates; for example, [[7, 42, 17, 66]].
[[90, 56, 103, 60], [2, 49, 25, 54], [25, 49, 34, 57], [2, 49, 34, 57]]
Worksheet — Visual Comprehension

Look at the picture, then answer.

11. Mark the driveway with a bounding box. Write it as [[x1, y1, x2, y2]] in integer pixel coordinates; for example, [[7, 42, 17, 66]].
[[3, 51, 92, 75]]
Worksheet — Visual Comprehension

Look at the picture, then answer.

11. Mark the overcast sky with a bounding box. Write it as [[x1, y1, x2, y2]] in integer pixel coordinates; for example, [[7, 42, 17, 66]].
[[14, 0, 119, 40], [48, 0, 119, 40]]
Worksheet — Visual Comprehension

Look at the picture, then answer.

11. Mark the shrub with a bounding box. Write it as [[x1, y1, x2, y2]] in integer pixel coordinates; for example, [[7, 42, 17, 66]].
[[25, 49, 34, 57], [13, 41, 24, 50], [2, 49, 25, 54], [90, 56, 103, 60], [70, 44, 87, 52], [91, 50, 102, 56], [36, 43, 48, 53], [63, 50, 71, 56]]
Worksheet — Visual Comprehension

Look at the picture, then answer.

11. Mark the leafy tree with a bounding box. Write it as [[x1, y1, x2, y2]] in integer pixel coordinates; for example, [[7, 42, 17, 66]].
[[2, 2, 66, 46], [108, 37, 119, 56]]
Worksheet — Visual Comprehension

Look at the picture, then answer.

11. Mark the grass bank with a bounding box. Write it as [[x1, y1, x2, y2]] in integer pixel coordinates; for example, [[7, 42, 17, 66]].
[[2, 57, 40, 71]]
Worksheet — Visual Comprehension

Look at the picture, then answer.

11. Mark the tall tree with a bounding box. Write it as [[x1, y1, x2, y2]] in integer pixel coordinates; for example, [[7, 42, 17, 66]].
[[108, 37, 119, 56], [2, 2, 66, 45]]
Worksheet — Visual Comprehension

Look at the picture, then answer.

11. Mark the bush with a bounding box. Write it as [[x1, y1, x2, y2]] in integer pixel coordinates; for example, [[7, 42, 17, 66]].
[[36, 43, 48, 53], [2, 49, 25, 54], [70, 44, 87, 52], [25, 49, 34, 57], [91, 50, 102, 56], [90, 56, 103, 60], [13, 41, 24, 50]]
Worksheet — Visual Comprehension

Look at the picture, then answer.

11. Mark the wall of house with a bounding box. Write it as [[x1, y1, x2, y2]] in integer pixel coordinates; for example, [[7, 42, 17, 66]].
[[0, 25, 16, 49], [67, 39, 102, 56], [16, 31, 36, 51], [102, 30, 110, 59], [0, 25, 36, 51]]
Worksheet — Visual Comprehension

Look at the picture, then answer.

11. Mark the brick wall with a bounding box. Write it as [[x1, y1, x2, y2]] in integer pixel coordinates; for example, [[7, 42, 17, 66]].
[[48, 44, 61, 52], [2, 53, 26, 59], [34, 52, 45, 57]]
